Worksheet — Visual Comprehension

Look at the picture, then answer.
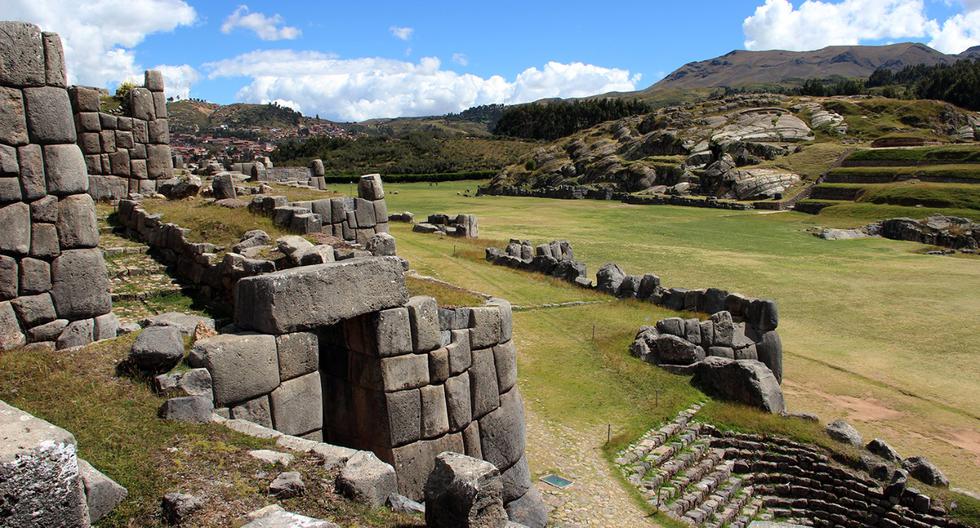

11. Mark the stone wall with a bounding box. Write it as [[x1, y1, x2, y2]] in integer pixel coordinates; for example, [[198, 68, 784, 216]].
[[70, 71, 173, 200], [188, 259, 545, 526], [479, 184, 754, 211], [411, 213, 479, 238], [0, 22, 115, 351], [246, 174, 389, 244]]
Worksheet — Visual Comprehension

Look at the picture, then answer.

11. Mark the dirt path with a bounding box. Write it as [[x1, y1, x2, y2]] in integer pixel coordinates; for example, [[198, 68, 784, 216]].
[[524, 407, 659, 528]]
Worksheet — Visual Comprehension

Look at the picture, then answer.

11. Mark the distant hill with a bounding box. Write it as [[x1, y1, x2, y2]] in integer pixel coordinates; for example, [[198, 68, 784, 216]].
[[962, 45, 980, 59], [168, 100, 322, 132], [647, 43, 956, 93]]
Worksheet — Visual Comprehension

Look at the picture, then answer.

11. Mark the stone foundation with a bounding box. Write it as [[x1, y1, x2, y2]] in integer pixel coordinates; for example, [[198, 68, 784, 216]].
[[411, 213, 479, 238], [478, 184, 754, 210], [0, 22, 114, 351]]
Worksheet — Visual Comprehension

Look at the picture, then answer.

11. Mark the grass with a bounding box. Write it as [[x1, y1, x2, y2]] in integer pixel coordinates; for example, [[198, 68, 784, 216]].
[[826, 164, 980, 183], [858, 182, 980, 211], [405, 274, 487, 307], [0, 337, 419, 527], [816, 202, 980, 224], [139, 197, 296, 250], [845, 145, 980, 164], [378, 180, 980, 492], [753, 141, 854, 180]]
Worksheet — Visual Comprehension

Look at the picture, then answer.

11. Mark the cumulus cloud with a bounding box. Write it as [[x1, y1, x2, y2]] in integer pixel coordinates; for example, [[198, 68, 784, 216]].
[[204, 50, 640, 121], [221, 5, 301, 41], [152, 64, 200, 99], [743, 0, 980, 53], [452, 53, 469, 66], [6, 0, 196, 87], [389, 26, 414, 40]]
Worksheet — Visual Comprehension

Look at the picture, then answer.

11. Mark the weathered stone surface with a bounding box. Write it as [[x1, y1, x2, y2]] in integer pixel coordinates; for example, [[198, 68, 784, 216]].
[[17, 144, 44, 200], [755, 330, 782, 383], [142, 312, 215, 338], [0, 201, 30, 255], [595, 263, 626, 294], [27, 318, 66, 343], [78, 458, 127, 524], [336, 451, 398, 507], [241, 504, 338, 528], [479, 387, 526, 470], [270, 372, 323, 436], [276, 332, 318, 381], [492, 341, 518, 393], [421, 384, 450, 439], [424, 452, 508, 528], [146, 144, 173, 179], [469, 307, 502, 349], [0, 256, 16, 300], [0, 87, 28, 146], [43, 144, 88, 195], [826, 419, 863, 447], [654, 334, 705, 365], [367, 232, 397, 257], [11, 292, 56, 327], [189, 333, 279, 406], [19, 257, 51, 294], [235, 258, 409, 334], [866, 438, 902, 463], [211, 174, 236, 200], [505, 488, 548, 528], [407, 296, 441, 353], [23, 86, 75, 144], [445, 373, 472, 432], [158, 396, 213, 424], [30, 222, 59, 258], [470, 348, 500, 419], [249, 449, 294, 466], [0, 399, 88, 528], [48, 249, 110, 320], [161, 492, 203, 525], [56, 193, 99, 249], [691, 357, 785, 414], [269, 471, 305, 499], [358, 173, 385, 200], [130, 325, 184, 373], [231, 395, 273, 428], [448, 329, 473, 375], [500, 455, 531, 504], [902, 456, 949, 488], [56, 318, 93, 349], [428, 346, 450, 383]]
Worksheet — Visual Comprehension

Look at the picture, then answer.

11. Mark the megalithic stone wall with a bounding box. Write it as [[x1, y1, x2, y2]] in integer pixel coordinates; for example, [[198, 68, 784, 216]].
[[189, 257, 546, 527], [69, 71, 174, 200], [0, 21, 114, 351]]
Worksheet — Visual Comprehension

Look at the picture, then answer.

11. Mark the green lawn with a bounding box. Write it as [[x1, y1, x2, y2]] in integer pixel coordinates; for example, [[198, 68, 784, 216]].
[[826, 164, 980, 183], [378, 179, 980, 491], [845, 145, 980, 164]]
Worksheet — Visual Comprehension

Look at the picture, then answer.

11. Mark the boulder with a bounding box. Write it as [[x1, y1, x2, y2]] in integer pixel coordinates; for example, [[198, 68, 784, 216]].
[[235, 258, 409, 334], [866, 438, 902, 463], [902, 456, 949, 488], [424, 452, 509, 528], [78, 459, 127, 524], [755, 330, 783, 383], [367, 232, 397, 257], [335, 451, 398, 507], [654, 334, 705, 365], [50, 248, 111, 320], [505, 488, 548, 528], [161, 492, 203, 525], [56, 318, 93, 349], [691, 357, 785, 414], [595, 263, 626, 294], [268, 471, 305, 499], [248, 450, 294, 466], [158, 396, 213, 424], [129, 325, 184, 373], [826, 420, 863, 447], [241, 505, 338, 528], [211, 174, 236, 200], [142, 312, 215, 338]]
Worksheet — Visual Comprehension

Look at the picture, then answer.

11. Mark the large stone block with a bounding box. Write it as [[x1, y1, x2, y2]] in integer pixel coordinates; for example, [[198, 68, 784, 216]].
[[756, 330, 783, 383], [50, 249, 111, 319], [445, 372, 472, 432], [20, 257, 51, 294], [407, 296, 441, 353], [231, 395, 273, 428], [68, 86, 100, 113], [77, 459, 127, 524], [346, 307, 413, 358], [235, 257, 408, 335], [385, 388, 421, 446], [478, 387, 526, 471], [0, 202, 30, 254], [129, 87, 155, 121], [354, 198, 376, 227], [469, 348, 500, 419], [0, 87, 28, 146], [421, 384, 450, 439], [57, 316, 93, 349], [506, 488, 548, 528], [691, 357, 785, 414], [0, 399, 88, 528], [335, 451, 397, 508], [276, 332, 319, 381], [41, 32, 67, 87], [18, 143, 45, 200], [492, 341, 518, 393], [189, 333, 279, 407], [0, 256, 17, 300], [23, 86, 76, 144], [500, 455, 531, 503], [488, 298, 513, 342], [146, 144, 173, 179], [0, 22, 46, 87], [129, 325, 184, 373], [358, 173, 385, 200], [43, 144, 88, 195], [448, 329, 472, 375], [0, 301, 26, 350], [390, 433, 464, 500], [270, 371, 323, 436], [469, 307, 502, 349], [57, 194, 99, 249], [424, 452, 508, 528], [11, 292, 56, 327]]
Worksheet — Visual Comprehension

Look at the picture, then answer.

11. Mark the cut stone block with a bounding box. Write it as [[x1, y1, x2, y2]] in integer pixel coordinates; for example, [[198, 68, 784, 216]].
[[0, 301, 26, 350], [189, 333, 279, 407], [385, 388, 421, 446], [56, 318, 93, 350], [445, 373, 472, 432], [23, 86, 75, 143], [469, 307, 502, 349], [231, 395, 273, 428], [469, 348, 500, 419], [0, 202, 30, 254], [335, 451, 397, 507], [270, 371, 323, 436], [492, 341, 518, 394], [421, 384, 450, 439], [407, 296, 441, 353], [276, 332, 318, 381], [0, 87, 28, 145], [424, 452, 508, 528], [235, 258, 408, 334], [78, 458, 127, 524], [57, 193, 99, 249], [478, 387, 526, 471], [43, 144, 88, 195]]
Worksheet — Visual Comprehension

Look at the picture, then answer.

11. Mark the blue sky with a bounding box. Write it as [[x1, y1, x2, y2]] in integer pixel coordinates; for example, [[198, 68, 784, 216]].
[[8, 0, 980, 121]]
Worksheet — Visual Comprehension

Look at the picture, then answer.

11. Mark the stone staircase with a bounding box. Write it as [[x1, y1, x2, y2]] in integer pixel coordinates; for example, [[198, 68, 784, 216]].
[[616, 403, 764, 527], [617, 405, 958, 528]]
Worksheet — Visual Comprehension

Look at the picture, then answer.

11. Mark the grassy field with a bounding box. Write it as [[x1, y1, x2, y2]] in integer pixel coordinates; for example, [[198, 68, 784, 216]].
[[379, 179, 980, 493], [845, 145, 980, 164], [826, 164, 980, 183]]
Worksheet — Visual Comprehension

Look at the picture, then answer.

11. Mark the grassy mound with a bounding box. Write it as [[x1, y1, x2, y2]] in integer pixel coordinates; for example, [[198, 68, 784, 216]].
[[845, 145, 980, 164]]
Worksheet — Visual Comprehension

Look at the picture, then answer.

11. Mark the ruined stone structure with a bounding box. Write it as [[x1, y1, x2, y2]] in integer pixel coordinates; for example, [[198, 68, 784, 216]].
[[70, 72, 173, 200], [478, 185, 755, 211], [186, 259, 545, 526], [412, 213, 480, 238], [0, 22, 114, 351]]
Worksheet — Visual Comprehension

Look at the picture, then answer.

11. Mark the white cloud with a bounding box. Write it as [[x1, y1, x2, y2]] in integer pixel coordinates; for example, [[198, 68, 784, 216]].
[[452, 53, 469, 66], [6, 0, 196, 87], [204, 50, 640, 121], [389, 26, 414, 40], [743, 0, 934, 51], [929, 10, 980, 52], [152, 64, 200, 99], [221, 5, 301, 41], [743, 0, 980, 53]]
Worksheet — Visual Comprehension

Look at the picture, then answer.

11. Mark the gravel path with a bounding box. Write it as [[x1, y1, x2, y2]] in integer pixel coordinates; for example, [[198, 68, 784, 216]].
[[524, 407, 659, 527]]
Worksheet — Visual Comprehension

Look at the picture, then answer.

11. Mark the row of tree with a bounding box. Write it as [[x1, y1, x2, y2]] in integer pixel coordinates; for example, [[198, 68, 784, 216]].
[[492, 98, 653, 140]]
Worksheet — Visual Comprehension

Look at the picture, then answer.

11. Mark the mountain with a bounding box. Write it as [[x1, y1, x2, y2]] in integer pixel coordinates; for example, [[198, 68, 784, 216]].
[[962, 45, 980, 59], [645, 43, 956, 93]]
